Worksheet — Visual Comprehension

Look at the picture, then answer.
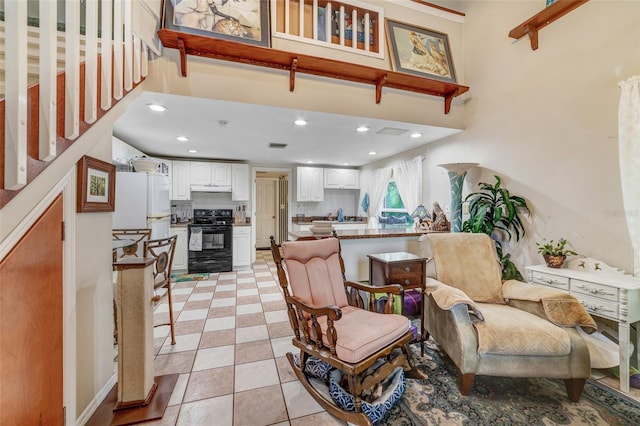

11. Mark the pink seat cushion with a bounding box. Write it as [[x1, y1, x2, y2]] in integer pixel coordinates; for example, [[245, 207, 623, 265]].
[[315, 306, 410, 363]]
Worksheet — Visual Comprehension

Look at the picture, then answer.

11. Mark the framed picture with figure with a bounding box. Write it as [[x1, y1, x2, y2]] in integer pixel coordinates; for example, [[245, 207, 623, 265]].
[[385, 19, 456, 84], [162, 0, 271, 48]]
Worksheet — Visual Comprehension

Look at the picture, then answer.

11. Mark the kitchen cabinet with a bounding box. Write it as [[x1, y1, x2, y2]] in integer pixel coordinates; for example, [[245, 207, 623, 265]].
[[170, 227, 188, 272], [190, 161, 232, 187], [233, 226, 252, 269], [112, 136, 146, 166], [172, 161, 191, 200], [296, 167, 324, 202], [231, 163, 250, 201], [324, 168, 359, 189]]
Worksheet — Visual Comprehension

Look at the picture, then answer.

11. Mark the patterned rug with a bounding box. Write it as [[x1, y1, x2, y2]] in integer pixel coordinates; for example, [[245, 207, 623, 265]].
[[380, 338, 640, 425], [170, 273, 210, 282]]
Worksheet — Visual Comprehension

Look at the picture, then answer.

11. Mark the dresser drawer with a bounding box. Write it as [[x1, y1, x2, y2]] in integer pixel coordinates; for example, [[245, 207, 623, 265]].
[[571, 279, 618, 302], [388, 262, 424, 288], [529, 271, 569, 291], [573, 292, 619, 320]]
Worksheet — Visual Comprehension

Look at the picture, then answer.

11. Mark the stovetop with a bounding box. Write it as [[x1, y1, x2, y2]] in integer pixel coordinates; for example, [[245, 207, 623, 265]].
[[192, 209, 233, 225]]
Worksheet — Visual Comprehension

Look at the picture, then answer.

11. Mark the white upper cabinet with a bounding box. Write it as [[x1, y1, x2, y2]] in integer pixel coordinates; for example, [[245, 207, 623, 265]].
[[324, 168, 360, 189], [231, 164, 250, 201], [190, 162, 232, 187], [172, 161, 191, 200], [296, 167, 324, 202]]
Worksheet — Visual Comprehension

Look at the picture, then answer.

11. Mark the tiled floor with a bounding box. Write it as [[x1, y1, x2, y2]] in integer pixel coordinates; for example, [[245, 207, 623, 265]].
[[144, 250, 347, 426], [140, 250, 640, 426]]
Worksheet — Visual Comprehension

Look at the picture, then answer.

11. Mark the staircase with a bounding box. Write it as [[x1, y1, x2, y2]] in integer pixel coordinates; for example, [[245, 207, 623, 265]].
[[0, 0, 161, 209]]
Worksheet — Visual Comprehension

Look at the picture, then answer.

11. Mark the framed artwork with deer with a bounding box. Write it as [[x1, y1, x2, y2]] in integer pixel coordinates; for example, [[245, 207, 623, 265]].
[[162, 0, 271, 47]]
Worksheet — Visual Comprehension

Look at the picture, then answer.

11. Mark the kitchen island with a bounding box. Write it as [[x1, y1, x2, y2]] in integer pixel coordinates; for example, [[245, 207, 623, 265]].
[[288, 228, 432, 281]]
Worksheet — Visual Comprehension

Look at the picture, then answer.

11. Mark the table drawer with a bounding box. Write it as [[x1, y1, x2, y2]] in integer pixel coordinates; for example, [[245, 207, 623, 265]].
[[573, 292, 619, 320], [571, 279, 618, 302], [389, 263, 424, 288], [529, 271, 569, 291]]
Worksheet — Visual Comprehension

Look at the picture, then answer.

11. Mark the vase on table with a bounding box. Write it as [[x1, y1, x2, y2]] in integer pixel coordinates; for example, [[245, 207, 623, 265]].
[[439, 163, 478, 232]]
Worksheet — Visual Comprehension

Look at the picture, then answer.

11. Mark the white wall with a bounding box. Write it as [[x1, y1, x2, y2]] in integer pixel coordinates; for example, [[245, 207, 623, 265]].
[[142, 1, 467, 131], [365, 0, 640, 274]]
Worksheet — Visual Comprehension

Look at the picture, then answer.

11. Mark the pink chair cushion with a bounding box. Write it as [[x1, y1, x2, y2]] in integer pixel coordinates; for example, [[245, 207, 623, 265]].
[[315, 306, 410, 363], [282, 238, 349, 308]]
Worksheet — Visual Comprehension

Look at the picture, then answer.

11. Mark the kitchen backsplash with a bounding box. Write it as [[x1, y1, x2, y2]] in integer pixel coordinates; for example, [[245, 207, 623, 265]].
[[293, 189, 361, 218], [172, 192, 250, 218]]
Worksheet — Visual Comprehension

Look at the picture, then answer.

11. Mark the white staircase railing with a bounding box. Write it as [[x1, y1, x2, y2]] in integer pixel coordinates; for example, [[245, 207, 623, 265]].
[[1, 0, 159, 200]]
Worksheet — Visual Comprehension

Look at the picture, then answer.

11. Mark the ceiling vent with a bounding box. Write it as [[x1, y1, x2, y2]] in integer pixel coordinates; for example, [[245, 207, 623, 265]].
[[375, 127, 408, 136], [269, 143, 288, 149]]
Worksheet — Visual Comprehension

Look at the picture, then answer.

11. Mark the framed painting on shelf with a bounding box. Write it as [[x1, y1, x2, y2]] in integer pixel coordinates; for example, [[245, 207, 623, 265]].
[[385, 19, 456, 84], [161, 0, 271, 48]]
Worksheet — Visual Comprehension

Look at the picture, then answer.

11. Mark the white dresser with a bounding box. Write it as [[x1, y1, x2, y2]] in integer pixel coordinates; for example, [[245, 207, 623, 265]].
[[526, 264, 640, 393]]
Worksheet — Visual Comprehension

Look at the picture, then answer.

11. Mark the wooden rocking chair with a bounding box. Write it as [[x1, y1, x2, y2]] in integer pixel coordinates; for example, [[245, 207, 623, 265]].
[[270, 236, 422, 425]]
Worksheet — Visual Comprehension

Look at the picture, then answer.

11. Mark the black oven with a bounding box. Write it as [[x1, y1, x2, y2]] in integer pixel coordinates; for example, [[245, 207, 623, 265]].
[[188, 209, 233, 273]]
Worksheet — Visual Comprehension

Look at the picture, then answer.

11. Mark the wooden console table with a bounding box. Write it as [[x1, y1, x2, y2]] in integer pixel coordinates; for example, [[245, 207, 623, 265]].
[[368, 252, 428, 354], [526, 264, 640, 393]]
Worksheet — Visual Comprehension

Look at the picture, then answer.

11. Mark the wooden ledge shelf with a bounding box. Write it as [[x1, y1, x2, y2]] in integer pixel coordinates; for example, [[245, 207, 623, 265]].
[[157, 29, 469, 114], [508, 0, 588, 50]]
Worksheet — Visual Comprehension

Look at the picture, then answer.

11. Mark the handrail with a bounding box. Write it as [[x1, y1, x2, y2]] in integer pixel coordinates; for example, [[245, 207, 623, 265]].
[[0, 0, 150, 208]]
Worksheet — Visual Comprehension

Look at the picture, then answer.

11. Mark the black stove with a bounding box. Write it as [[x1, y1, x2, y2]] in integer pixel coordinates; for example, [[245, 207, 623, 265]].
[[188, 209, 234, 273], [192, 209, 234, 225]]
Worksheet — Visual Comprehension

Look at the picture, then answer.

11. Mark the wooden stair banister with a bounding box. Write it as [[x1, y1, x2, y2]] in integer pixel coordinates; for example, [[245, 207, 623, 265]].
[[158, 29, 469, 114]]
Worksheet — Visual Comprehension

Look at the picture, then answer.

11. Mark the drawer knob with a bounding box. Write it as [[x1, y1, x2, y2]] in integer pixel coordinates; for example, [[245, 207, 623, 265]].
[[404, 279, 410, 285], [404, 266, 411, 272]]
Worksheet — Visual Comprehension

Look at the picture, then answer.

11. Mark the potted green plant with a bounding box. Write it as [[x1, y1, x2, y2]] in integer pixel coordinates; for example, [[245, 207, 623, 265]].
[[462, 175, 530, 280], [536, 238, 577, 268]]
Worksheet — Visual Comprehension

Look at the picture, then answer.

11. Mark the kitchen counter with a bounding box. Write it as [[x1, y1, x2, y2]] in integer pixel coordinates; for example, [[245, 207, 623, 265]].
[[292, 216, 367, 225], [170, 222, 191, 228], [289, 228, 427, 240], [288, 228, 442, 281]]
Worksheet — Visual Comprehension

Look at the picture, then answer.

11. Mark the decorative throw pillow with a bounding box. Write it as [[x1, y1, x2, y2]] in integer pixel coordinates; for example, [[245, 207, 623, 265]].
[[328, 367, 406, 424], [293, 354, 334, 381]]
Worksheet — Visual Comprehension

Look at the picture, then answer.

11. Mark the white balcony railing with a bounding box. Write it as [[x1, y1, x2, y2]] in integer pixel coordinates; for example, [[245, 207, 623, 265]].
[[271, 0, 384, 59]]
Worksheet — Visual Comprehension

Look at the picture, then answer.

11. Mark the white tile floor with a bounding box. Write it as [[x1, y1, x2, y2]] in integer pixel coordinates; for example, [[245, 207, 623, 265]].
[[143, 250, 346, 426], [141, 250, 640, 426]]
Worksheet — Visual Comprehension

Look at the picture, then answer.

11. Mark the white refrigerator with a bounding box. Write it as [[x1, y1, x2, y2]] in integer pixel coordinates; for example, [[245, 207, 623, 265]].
[[113, 172, 171, 239]]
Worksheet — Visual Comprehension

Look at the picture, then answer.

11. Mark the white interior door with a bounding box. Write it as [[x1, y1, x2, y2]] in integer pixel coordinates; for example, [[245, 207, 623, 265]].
[[256, 178, 277, 248]]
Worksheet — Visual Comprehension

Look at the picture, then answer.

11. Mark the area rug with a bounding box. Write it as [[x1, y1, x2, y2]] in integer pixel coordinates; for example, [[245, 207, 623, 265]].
[[170, 272, 210, 282], [379, 338, 640, 425]]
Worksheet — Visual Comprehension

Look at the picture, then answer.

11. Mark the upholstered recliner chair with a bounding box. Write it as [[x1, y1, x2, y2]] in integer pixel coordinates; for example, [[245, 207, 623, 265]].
[[421, 233, 596, 402]]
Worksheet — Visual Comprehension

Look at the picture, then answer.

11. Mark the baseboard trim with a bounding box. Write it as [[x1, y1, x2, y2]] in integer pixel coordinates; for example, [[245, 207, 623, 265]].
[[76, 374, 117, 426]]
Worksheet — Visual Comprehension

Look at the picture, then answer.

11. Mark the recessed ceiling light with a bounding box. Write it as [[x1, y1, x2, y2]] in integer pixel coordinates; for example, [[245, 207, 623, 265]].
[[177, 136, 189, 142], [343, 162, 350, 166], [188, 149, 198, 153], [368, 151, 377, 155], [356, 126, 370, 133], [294, 119, 308, 126], [306, 160, 314, 164], [410, 132, 422, 138], [147, 103, 167, 112]]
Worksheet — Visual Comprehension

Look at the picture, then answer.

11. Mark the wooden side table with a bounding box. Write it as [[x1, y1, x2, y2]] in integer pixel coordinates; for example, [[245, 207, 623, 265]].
[[367, 252, 428, 354]]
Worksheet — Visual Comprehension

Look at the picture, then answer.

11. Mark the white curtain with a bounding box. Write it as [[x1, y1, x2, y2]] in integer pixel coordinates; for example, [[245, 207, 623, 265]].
[[367, 167, 392, 228], [618, 75, 640, 276], [393, 156, 423, 220]]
